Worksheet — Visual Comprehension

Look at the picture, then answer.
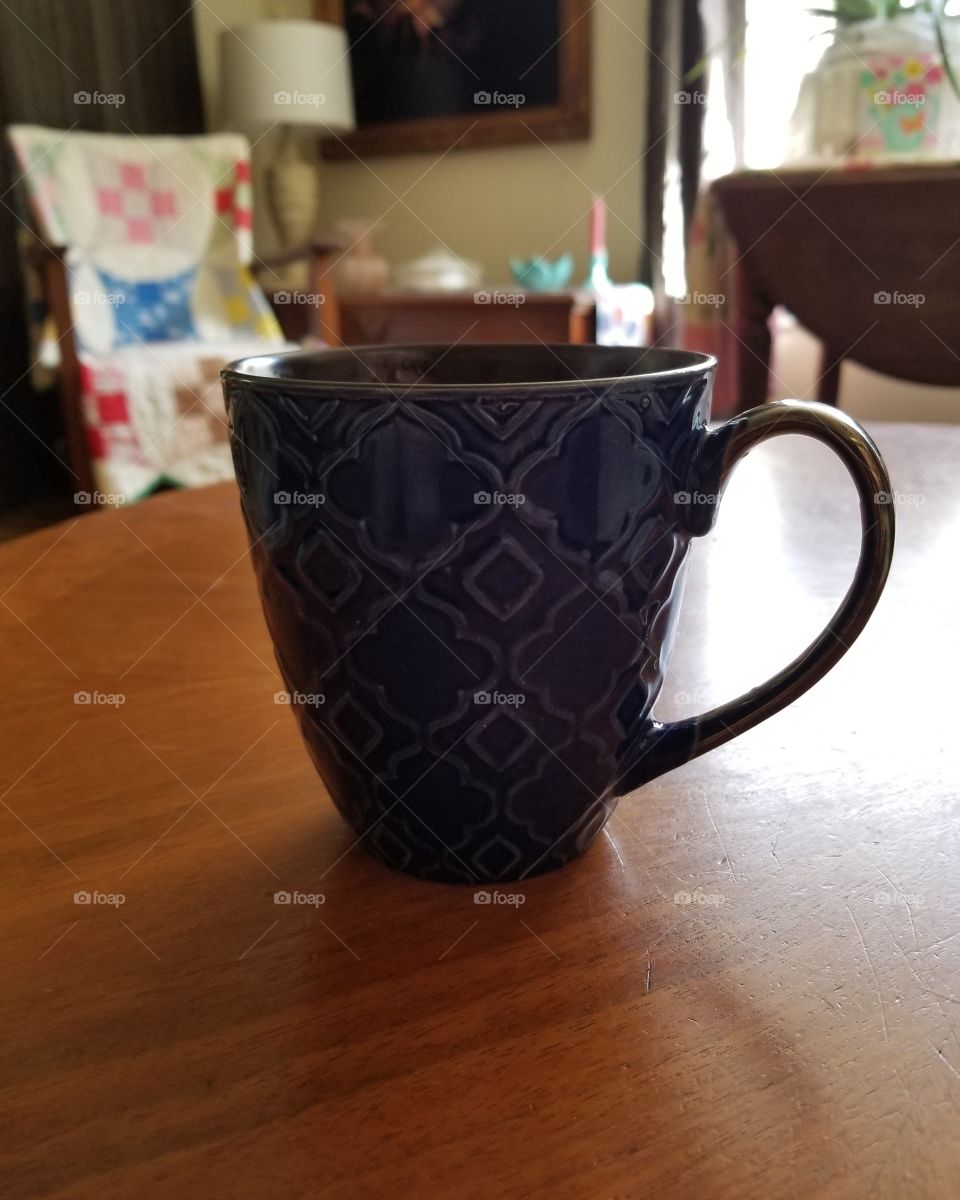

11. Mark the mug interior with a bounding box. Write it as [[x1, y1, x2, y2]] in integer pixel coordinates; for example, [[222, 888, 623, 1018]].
[[224, 344, 715, 392]]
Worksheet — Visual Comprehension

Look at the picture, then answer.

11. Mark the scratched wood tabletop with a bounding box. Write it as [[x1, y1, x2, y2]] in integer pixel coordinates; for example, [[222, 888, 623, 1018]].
[[0, 423, 957, 1200]]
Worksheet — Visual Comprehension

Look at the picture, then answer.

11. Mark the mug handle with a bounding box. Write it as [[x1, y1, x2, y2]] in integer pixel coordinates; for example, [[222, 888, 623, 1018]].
[[617, 400, 896, 793]]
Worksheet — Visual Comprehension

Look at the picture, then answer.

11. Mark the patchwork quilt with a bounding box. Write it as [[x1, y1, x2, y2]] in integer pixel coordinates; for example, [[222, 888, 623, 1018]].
[[8, 125, 289, 503]]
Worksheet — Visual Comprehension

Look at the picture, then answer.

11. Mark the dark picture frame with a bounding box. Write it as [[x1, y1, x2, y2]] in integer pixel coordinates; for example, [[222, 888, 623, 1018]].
[[316, 0, 591, 159]]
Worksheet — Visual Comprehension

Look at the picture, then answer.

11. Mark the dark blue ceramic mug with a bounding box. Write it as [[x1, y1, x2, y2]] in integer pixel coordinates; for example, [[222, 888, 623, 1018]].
[[223, 345, 894, 883]]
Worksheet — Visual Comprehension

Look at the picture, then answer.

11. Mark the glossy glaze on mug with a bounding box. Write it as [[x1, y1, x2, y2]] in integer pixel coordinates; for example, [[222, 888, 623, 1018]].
[[223, 345, 894, 884]]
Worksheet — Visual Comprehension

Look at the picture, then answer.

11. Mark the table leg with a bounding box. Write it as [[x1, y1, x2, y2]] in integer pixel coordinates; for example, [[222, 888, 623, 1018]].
[[733, 263, 773, 413], [817, 347, 843, 407]]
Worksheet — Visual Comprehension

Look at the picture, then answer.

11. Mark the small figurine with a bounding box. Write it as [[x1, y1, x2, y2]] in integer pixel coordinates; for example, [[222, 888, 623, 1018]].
[[583, 195, 612, 291]]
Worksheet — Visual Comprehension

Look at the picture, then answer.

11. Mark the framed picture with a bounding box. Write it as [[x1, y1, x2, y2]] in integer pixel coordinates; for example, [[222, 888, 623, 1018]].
[[316, 0, 591, 158]]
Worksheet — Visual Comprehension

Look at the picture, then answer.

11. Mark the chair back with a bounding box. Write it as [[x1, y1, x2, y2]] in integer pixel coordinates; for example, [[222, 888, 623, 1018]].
[[7, 125, 282, 353]]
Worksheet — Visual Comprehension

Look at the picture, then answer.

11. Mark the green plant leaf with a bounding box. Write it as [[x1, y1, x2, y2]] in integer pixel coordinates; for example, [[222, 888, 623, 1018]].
[[828, 0, 882, 22]]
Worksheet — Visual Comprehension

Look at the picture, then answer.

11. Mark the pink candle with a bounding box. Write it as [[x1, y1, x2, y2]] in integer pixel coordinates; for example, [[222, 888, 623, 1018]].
[[589, 195, 606, 257]]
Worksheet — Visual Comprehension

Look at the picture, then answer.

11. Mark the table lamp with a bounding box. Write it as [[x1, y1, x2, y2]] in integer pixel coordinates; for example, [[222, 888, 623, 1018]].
[[220, 19, 355, 288]]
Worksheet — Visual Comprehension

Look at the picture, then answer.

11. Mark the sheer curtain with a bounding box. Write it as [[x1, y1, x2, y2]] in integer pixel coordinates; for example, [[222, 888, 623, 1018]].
[[641, 0, 745, 320], [643, 0, 836, 310]]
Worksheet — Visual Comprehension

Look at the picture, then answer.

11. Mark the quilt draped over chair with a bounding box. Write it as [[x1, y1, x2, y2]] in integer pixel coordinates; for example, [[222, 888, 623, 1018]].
[[8, 125, 290, 503]]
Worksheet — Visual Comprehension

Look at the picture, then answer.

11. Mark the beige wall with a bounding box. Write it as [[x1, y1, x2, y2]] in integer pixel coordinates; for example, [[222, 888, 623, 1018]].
[[321, 0, 648, 284], [194, 0, 649, 283]]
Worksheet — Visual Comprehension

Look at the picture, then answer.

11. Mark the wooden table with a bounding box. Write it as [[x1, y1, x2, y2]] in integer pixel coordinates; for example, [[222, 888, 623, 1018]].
[[1, 422, 957, 1199], [711, 166, 960, 411]]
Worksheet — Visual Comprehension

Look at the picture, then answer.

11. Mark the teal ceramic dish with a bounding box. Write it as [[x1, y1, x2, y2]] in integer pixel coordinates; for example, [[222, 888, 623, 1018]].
[[508, 253, 574, 291]]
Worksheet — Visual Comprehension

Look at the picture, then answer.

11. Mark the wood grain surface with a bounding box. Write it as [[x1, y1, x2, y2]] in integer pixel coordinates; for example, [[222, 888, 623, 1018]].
[[712, 167, 960, 408], [1, 422, 957, 1199]]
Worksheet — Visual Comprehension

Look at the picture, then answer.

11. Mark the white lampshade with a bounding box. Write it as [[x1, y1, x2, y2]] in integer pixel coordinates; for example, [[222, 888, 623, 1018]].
[[220, 20, 355, 133]]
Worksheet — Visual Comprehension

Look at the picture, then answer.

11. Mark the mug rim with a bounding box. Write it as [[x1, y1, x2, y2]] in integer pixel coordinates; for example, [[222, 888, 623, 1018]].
[[222, 343, 717, 395]]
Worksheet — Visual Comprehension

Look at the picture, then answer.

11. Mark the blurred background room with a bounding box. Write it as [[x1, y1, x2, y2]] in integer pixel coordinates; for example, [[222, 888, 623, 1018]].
[[1, 0, 959, 532]]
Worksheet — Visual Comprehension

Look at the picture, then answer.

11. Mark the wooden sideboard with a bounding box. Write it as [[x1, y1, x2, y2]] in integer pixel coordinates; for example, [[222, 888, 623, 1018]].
[[273, 288, 596, 347]]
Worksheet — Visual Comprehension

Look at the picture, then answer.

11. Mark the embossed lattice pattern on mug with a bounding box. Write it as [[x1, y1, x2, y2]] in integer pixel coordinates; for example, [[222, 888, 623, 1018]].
[[225, 373, 711, 882]]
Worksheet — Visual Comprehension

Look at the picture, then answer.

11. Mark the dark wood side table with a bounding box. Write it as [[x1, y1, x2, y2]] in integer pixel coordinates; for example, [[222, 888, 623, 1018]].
[[271, 288, 596, 346], [2, 423, 958, 1198], [712, 165, 960, 411]]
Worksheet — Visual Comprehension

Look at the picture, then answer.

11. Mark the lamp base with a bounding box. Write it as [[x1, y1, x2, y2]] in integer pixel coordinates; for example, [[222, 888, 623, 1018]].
[[266, 140, 321, 294]]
